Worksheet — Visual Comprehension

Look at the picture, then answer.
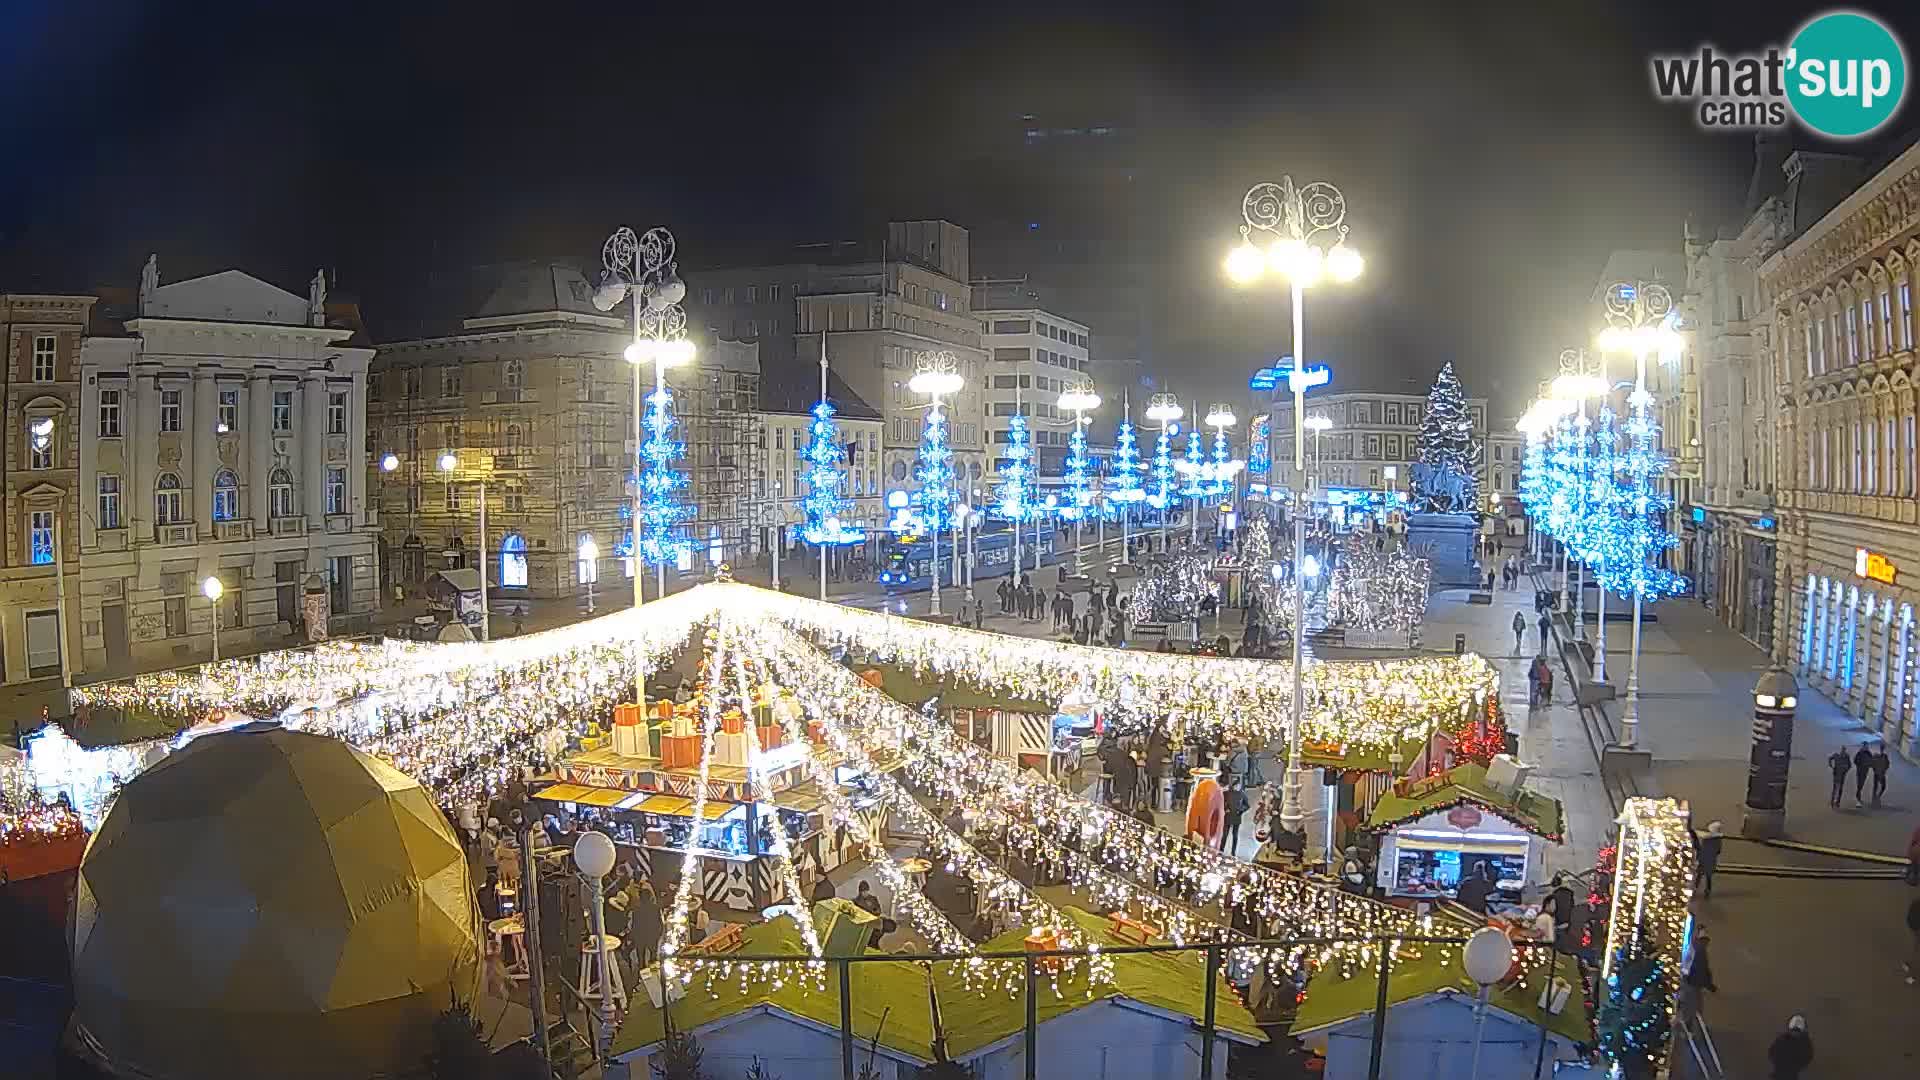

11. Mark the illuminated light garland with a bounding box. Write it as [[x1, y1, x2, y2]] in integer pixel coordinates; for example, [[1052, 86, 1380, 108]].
[[746, 620, 1445, 979], [1325, 532, 1432, 635], [1179, 426, 1207, 498], [724, 628, 826, 991], [712, 583, 1496, 750], [1598, 391, 1686, 600], [1126, 553, 1220, 625], [1108, 417, 1146, 508], [1061, 415, 1092, 522], [1148, 426, 1177, 513], [1599, 798, 1696, 1076], [640, 386, 696, 566], [915, 400, 956, 533], [658, 638, 726, 982]]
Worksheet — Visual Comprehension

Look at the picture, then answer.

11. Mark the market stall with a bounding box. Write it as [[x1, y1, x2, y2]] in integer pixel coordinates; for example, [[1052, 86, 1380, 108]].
[[1364, 761, 1563, 907], [533, 695, 895, 913], [853, 662, 1061, 772]]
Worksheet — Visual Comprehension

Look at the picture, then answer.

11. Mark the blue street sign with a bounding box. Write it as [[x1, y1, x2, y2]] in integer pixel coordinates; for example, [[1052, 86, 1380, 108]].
[[1273, 362, 1332, 393], [1249, 366, 1280, 391]]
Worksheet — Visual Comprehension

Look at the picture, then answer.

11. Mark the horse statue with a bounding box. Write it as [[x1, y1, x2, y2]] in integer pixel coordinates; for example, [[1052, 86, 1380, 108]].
[[1410, 460, 1473, 513]]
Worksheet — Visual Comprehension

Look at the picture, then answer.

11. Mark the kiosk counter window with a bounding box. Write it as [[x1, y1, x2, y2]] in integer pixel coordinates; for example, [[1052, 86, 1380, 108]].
[[1386, 829, 1530, 903]]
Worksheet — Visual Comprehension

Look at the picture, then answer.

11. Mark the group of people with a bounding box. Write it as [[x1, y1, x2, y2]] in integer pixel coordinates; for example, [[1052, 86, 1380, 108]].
[[1826, 739, 1894, 808]]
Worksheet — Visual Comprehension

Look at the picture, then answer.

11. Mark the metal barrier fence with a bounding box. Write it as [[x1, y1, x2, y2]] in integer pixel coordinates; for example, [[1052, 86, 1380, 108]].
[[584, 933, 1582, 1080]]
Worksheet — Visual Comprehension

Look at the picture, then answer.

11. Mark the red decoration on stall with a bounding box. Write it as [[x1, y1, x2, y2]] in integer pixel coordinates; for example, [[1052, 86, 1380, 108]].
[[1445, 805, 1483, 831]]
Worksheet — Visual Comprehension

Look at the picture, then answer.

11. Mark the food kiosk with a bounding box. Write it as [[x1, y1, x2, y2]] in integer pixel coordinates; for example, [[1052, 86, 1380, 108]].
[[533, 692, 895, 913], [1364, 761, 1563, 908]]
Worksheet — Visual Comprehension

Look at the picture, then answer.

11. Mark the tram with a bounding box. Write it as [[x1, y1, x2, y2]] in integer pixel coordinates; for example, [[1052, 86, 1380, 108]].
[[878, 526, 1062, 592]]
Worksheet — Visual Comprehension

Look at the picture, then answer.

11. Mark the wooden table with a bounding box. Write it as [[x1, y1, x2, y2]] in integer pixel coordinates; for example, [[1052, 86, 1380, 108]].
[[487, 915, 528, 981]]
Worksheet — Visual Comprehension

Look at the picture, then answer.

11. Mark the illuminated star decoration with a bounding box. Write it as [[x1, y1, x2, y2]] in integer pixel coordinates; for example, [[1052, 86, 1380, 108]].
[[798, 400, 866, 547], [639, 386, 695, 566], [1108, 416, 1146, 510], [914, 400, 956, 532], [1061, 416, 1092, 521], [994, 410, 1033, 525], [1147, 423, 1178, 515]]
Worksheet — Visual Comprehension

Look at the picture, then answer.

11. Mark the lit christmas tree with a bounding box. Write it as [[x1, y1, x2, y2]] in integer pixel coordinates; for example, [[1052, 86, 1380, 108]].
[[638, 386, 694, 566], [1061, 417, 1092, 521], [994, 410, 1034, 525], [1413, 362, 1481, 511], [1543, 411, 1580, 546], [1582, 405, 1630, 581], [1180, 426, 1207, 498], [1519, 426, 1550, 530], [1147, 424, 1178, 519], [1599, 387, 1686, 600], [1596, 933, 1671, 1079], [1208, 425, 1235, 497], [1108, 415, 1146, 516], [798, 400, 865, 546], [914, 400, 956, 533]]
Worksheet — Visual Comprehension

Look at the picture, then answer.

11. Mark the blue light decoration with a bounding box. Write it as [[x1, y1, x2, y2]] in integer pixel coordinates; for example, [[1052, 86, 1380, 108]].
[[1108, 416, 1146, 509], [1147, 422, 1179, 516], [1060, 417, 1092, 521], [1275, 360, 1333, 393], [914, 400, 956, 533], [1208, 425, 1235, 497], [1580, 406, 1630, 576], [1248, 366, 1281, 392], [1518, 426, 1549, 528], [1248, 414, 1271, 478], [994, 410, 1034, 525], [1598, 387, 1687, 599], [1543, 411, 1579, 544], [638, 386, 694, 566], [1180, 426, 1207, 498], [798, 400, 866, 546]]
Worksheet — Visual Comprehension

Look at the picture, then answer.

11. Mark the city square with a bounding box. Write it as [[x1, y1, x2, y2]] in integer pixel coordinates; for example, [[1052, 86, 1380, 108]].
[[4, 5, 1920, 1080]]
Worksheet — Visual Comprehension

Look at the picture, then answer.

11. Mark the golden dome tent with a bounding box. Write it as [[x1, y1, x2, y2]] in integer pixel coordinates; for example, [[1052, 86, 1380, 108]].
[[71, 721, 479, 1080]]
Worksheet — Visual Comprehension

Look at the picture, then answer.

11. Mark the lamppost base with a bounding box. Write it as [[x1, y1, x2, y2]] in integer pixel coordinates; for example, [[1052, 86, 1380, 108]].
[[1276, 766, 1309, 835], [1601, 743, 1652, 784], [1576, 680, 1617, 706], [1739, 805, 1786, 839]]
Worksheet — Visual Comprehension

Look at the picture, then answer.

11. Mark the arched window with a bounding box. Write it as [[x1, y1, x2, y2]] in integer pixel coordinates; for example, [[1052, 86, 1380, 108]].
[[504, 423, 523, 453], [155, 473, 183, 525], [212, 470, 239, 522], [499, 532, 528, 588], [269, 468, 295, 519], [503, 358, 524, 389]]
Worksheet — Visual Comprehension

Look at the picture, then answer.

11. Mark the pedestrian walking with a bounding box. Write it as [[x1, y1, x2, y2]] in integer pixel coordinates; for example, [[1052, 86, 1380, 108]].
[[1694, 820, 1724, 898], [1511, 611, 1527, 655], [1680, 929, 1716, 1023], [1829, 746, 1853, 807], [1536, 612, 1550, 653], [1767, 1015, 1813, 1079], [1854, 740, 1875, 807], [1905, 895, 1920, 985], [1222, 779, 1248, 854], [1547, 873, 1575, 944], [1871, 743, 1892, 806]]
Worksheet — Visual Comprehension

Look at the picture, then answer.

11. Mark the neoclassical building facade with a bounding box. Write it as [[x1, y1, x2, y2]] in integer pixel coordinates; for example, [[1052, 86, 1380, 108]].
[[1764, 141, 1920, 757]]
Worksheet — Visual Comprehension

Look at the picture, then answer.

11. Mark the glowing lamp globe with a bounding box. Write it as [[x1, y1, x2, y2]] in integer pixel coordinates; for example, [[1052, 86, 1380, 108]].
[[70, 724, 478, 1080], [908, 369, 963, 396], [573, 830, 617, 879], [437, 451, 458, 472], [201, 576, 223, 602], [1204, 405, 1236, 428], [1225, 243, 1265, 284], [380, 453, 399, 473], [1326, 243, 1364, 283], [624, 340, 653, 365], [1303, 415, 1333, 433], [1057, 387, 1101, 413]]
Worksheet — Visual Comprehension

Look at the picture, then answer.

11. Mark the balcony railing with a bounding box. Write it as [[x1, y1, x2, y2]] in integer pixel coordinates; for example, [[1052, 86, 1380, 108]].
[[269, 515, 307, 537]]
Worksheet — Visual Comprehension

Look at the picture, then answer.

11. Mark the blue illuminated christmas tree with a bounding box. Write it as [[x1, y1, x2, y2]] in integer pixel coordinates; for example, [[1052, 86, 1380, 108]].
[[1597, 938, 1670, 1077], [1519, 428, 1550, 527], [1180, 427, 1207, 498], [1147, 424, 1178, 518], [799, 400, 865, 546], [914, 401, 956, 533], [1598, 388, 1686, 600], [1208, 425, 1235, 497], [994, 411, 1034, 525], [1061, 419, 1092, 521], [638, 386, 694, 566], [1581, 406, 1630, 579]]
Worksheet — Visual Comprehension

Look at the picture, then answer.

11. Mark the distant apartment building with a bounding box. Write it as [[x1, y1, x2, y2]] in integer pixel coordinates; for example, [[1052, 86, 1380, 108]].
[[1269, 388, 1489, 498], [973, 281, 1092, 497], [368, 262, 762, 600], [0, 292, 92, 685], [686, 221, 989, 509], [756, 366, 885, 566], [74, 262, 380, 673]]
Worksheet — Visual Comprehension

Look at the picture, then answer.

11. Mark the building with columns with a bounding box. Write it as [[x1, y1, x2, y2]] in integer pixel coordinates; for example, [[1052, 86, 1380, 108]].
[[1764, 139, 1920, 758], [1, 292, 94, 687], [74, 263, 379, 673]]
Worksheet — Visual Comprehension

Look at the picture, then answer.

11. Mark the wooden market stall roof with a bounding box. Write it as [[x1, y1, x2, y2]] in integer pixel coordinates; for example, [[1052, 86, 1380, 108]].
[[856, 661, 1056, 714], [609, 905, 1263, 1062], [1299, 732, 1433, 775], [1364, 762, 1564, 842], [1291, 943, 1591, 1045]]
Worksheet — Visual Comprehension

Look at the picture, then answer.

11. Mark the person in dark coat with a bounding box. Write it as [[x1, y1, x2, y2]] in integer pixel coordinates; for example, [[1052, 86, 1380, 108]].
[[811, 874, 837, 904], [1546, 873, 1576, 943], [1829, 746, 1853, 807], [1871, 743, 1892, 806], [1680, 929, 1716, 1022], [1853, 740, 1875, 807], [1456, 862, 1495, 915], [1536, 612, 1551, 653], [1221, 779, 1249, 854], [631, 880, 663, 969], [1693, 820, 1724, 897], [1767, 1015, 1813, 1079]]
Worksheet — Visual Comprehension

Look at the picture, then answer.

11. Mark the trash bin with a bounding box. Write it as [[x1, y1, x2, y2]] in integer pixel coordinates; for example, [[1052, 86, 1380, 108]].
[[1157, 776, 1175, 814]]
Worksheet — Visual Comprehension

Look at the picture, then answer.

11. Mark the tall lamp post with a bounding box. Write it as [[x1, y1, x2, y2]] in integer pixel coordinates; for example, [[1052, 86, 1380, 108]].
[[439, 451, 489, 641], [202, 576, 224, 662], [1145, 394, 1183, 552], [910, 351, 963, 616], [594, 225, 696, 610], [1058, 380, 1102, 574], [572, 830, 619, 1062], [1205, 403, 1239, 541], [1596, 280, 1684, 749], [1303, 414, 1332, 488], [1226, 176, 1363, 840]]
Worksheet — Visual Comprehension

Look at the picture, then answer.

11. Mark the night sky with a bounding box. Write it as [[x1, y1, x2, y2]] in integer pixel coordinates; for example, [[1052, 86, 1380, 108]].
[[3, 0, 1916, 416]]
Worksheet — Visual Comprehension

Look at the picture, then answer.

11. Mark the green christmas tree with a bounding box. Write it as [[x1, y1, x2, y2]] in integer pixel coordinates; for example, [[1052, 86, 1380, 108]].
[[1414, 362, 1481, 511], [1596, 943, 1671, 1079]]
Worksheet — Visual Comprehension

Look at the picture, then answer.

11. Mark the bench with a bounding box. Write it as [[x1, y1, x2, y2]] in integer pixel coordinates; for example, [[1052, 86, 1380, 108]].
[[1107, 914, 1163, 946], [687, 921, 745, 955]]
